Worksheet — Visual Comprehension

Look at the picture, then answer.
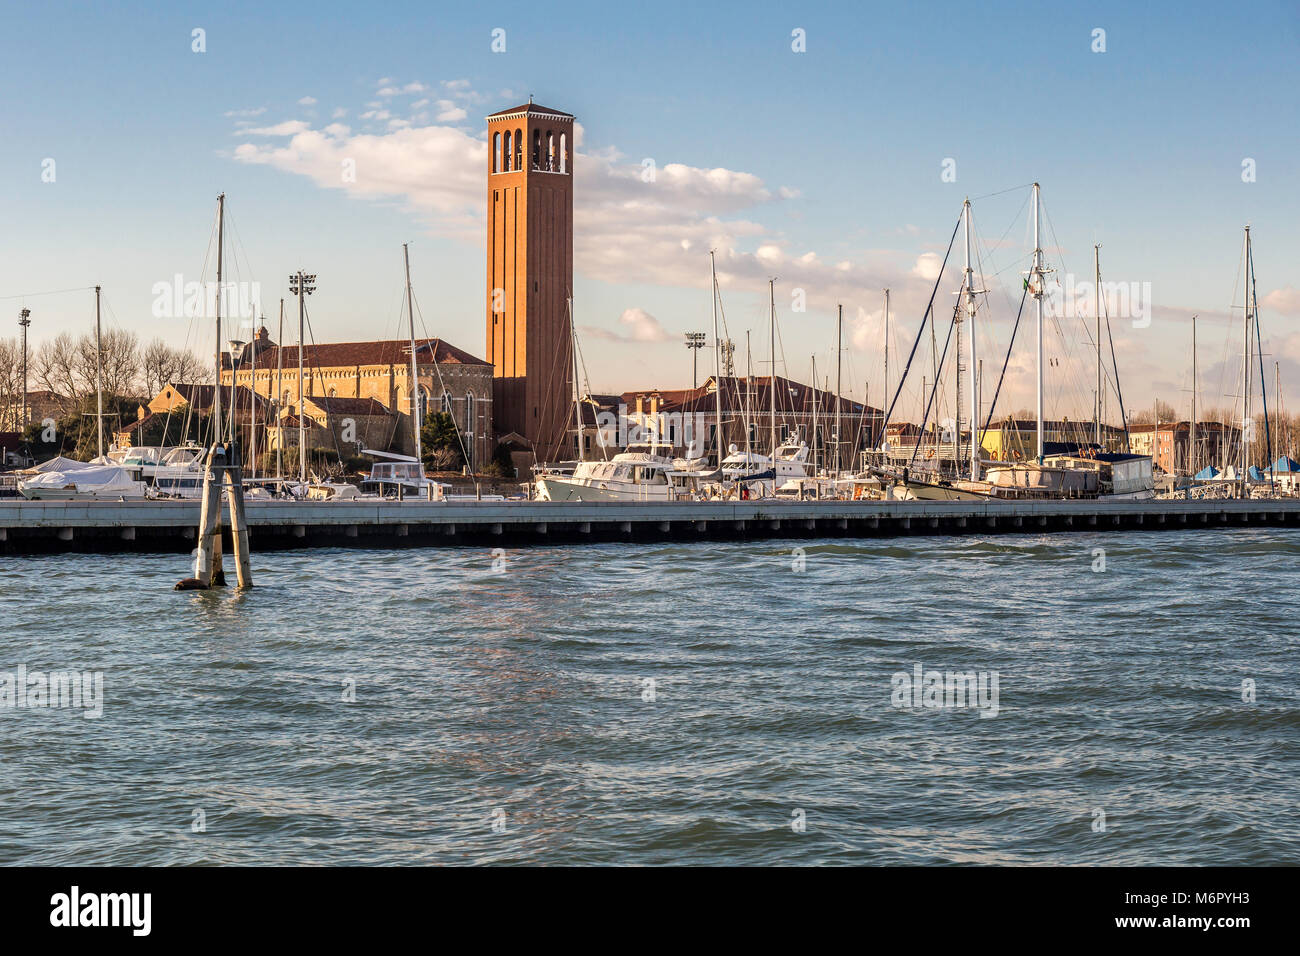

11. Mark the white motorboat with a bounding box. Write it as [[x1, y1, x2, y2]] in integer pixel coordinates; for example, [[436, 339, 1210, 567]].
[[354, 449, 442, 498], [535, 444, 698, 501], [148, 446, 209, 498]]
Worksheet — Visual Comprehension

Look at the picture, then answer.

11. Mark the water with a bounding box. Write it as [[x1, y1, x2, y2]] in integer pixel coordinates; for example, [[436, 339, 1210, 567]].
[[1, 528, 1297, 865]]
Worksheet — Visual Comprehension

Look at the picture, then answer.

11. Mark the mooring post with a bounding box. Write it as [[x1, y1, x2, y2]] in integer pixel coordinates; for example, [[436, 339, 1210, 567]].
[[211, 449, 227, 586], [178, 443, 226, 590], [225, 444, 253, 588]]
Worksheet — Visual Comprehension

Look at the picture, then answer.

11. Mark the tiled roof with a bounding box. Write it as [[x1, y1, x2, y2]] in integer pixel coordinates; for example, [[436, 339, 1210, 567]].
[[487, 102, 574, 119], [162, 383, 270, 412], [302, 396, 391, 416], [118, 412, 157, 434], [619, 376, 874, 418], [225, 337, 489, 370]]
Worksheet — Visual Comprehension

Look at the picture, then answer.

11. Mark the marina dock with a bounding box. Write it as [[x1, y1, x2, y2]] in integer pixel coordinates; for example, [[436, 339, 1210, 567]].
[[1, 497, 1297, 554]]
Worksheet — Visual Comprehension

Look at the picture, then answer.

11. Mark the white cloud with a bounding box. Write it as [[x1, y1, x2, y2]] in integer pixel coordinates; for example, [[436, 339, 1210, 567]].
[[581, 308, 671, 343], [911, 253, 942, 280], [619, 307, 671, 342], [298, 96, 317, 106], [1262, 286, 1300, 316], [377, 81, 427, 97], [232, 122, 485, 233], [228, 87, 951, 348], [241, 120, 312, 137], [435, 100, 467, 122], [224, 107, 267, 118]]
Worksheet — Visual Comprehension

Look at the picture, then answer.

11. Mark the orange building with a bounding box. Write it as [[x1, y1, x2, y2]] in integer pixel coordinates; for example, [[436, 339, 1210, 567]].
[[485, 100, 575, 463]]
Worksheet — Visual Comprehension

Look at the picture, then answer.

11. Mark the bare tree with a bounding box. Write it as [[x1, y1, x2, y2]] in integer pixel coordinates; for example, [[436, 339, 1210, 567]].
[[77, 327, 141, 399], [0, 337, 22, 432], [141, 338, 202, 397], [1129, 399, 1179, 425], [34, 332, 82, 415]]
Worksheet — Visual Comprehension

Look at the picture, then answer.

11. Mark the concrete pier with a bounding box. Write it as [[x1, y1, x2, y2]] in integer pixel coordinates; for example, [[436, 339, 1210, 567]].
[[0, 497, 1297, 554]]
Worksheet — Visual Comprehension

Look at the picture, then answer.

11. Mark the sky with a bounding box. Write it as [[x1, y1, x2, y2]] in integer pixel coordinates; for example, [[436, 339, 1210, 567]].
[[3, 0, 1298, 426]]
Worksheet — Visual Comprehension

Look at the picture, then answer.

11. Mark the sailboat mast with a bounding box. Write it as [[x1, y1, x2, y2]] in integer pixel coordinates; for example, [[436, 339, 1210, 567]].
[[403, 243, 422, 465], [769, 278, 777, 496], [1241, 226, 1252, 495], [954, 309, 962, 473], [1276, 361, 1282, 468], [214, 193, 224, 443], [276, 298, 284, 481], [1095, 244, 1102, 447], [570, 297, 583, 461], [745, 332, 752, 460], [94, 284, 103, 459], [962, 198, 979, 481], [297, 273, 306, 487], [1031, 182, 1044, 462], [883, 289, 891, 429], [1191, 315, 1197, 478], [711, 251, 723, 467], [810, 355, 818, 472], [835, 302, 843, 475], [249, 316, 258, 479]]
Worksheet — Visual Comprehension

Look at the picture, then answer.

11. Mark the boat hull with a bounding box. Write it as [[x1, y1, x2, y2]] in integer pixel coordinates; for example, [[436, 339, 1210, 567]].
[[19, 487, 149, 500], [535, 477, 671, 502]]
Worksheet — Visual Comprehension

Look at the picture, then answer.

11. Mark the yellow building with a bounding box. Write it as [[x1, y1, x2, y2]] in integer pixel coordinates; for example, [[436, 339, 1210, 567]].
[[219, 328, 495, 468], [979, 419, 1126, 460]]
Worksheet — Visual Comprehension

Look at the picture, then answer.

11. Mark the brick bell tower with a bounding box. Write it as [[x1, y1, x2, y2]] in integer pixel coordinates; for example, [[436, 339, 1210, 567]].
[[485, 100, 575, 464]]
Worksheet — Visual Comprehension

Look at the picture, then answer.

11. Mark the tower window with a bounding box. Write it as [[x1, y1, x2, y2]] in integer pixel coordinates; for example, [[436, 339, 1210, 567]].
[[514, 128, 522, 170], [492, 132, 501, 173], [503, 130, 512, 171], [560, 132, 567, 174]]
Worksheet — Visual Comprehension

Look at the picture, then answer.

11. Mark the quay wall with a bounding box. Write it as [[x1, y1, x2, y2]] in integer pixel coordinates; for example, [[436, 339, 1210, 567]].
[[1, 498, 1298, 554]]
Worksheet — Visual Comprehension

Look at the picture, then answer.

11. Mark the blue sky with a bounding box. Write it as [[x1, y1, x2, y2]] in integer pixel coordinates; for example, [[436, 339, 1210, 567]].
[[3, 0, 1298, 423]]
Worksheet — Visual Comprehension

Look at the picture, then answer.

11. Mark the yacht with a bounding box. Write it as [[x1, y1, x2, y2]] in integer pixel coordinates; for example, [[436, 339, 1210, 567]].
[[357, 449, 444, 498], [534, 443, 696, 501], [148, 446, 209, 498]]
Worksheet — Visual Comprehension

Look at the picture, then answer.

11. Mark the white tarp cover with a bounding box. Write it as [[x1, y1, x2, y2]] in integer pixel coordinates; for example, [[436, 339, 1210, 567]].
[[22, 465, 143, 493], [31, 455, 95, 473]]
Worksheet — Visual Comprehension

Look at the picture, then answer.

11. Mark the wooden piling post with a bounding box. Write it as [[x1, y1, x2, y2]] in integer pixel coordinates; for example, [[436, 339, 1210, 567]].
[[176, 442, 252, 590], [181, 444, 225, 589], [225, 446, 253, 589]]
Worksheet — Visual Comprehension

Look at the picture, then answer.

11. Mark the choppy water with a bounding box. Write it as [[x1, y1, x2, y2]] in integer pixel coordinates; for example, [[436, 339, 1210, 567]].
[[1, 528, 1297, 865]]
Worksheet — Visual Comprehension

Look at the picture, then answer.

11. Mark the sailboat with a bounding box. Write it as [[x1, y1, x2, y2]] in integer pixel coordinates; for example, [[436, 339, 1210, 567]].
[[878, 186, 1155, 500]]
